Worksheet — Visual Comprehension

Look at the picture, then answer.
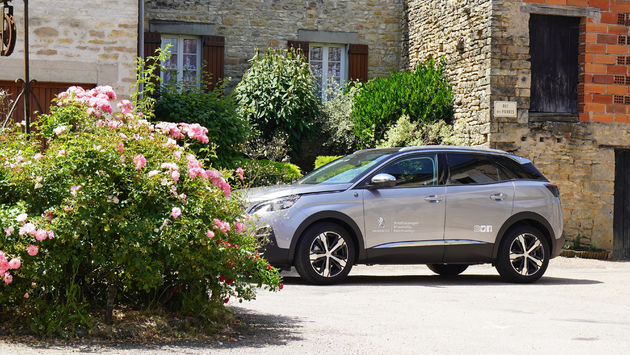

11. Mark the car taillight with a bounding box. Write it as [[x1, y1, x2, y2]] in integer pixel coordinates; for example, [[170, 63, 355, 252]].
[[545, 184, 560, 197]]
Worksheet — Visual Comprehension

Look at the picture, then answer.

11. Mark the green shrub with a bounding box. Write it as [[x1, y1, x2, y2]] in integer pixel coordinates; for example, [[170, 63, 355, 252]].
[[154, 82, 249, 168], [352, 58, 454, 148], [0, 86, 280, 337], [240, 159, 302, 187], [378, 115, 462, 148], [318, 86, 358, 155], [314, 156, 342, 170], [235, 48, 321, 162]]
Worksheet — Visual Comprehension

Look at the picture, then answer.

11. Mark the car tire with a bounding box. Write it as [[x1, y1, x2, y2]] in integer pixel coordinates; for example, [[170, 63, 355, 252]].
[[294, 222, 355, 285], [496, 225, 550, 283], [427, 264, 468, 276]]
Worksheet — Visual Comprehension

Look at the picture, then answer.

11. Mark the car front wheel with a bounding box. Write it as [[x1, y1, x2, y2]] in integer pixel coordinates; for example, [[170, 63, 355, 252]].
[[294, 222, 355, 285], [496, 225, 550, 283]]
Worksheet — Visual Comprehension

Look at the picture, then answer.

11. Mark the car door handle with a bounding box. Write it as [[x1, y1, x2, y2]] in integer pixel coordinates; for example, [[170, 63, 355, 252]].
[[490, 193, 506, 201], [424, 195, 443, 203]]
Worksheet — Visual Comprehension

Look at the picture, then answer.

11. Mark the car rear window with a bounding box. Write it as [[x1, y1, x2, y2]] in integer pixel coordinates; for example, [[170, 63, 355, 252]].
[[446, 153, 503, 185], [492, 155, 548, 182]]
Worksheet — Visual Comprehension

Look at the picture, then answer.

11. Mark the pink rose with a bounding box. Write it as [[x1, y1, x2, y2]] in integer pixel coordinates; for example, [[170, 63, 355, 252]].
[[4, 227, 14, 237], [171, 207, 182, 219], [148, 170, 159, 177], [47, 230, 55, 239], [58, 149, 67, 156], [3, 273, 12, 285], [133, 154, 146, 170], [206, 230, 214, 238], [35, 229, 47, 241], [235, 222, 245, 233], [16, 213, 27, 223], [8, 258, 21, 269], [116, 142, 124, 154], [27, 245, 38, 256], [171, 170, 180, 183], [33, 153, 43, 161], [24, 293, 29, 299], [70, 185, 82, 197], [19, 223, 36, 236], [236, 167, 244, 181]]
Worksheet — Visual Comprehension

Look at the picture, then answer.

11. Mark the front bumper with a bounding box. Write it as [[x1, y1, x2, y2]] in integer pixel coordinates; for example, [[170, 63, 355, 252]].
[[256, 226, 292, 267]]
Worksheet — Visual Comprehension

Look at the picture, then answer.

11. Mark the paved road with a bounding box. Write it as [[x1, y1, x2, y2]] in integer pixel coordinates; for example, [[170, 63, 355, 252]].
[[2, 257, 630, 354]]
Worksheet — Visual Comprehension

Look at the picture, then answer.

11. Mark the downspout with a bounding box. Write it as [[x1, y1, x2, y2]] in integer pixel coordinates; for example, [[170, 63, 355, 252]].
[[138, 0, 144, 59]]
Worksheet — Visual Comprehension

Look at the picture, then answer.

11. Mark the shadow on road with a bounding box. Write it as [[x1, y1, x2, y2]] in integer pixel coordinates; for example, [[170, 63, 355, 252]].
[[281, 274, 602, 287], [9, 310, 303, 353]]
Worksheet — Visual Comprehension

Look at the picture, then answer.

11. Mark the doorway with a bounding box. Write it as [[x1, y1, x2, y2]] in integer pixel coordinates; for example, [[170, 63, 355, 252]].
[[614, 150, 630, 259]]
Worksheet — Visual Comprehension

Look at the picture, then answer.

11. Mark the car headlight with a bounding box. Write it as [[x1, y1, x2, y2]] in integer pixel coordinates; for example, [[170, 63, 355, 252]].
[[249, 195, 300, 214]]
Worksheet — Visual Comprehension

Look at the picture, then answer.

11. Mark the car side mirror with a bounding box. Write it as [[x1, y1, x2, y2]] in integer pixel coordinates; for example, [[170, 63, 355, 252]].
[[369, 173, 396, 189]]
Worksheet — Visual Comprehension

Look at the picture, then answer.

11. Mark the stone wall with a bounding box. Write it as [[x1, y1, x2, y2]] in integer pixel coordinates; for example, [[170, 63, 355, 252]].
[[0, 0, 138, 97], [407, 0, 493, 146], [488, 0, 630, 250], [144, 0, 406, 85]]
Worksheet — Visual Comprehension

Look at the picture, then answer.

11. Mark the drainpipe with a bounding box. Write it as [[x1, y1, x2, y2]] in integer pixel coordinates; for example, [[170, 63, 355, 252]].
[[138, 0, 144, 59]]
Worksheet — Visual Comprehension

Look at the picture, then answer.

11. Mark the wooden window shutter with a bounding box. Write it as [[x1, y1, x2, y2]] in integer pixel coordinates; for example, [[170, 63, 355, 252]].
[[144, 32, 161, 95], [288, 40, 309, 62], [348, 44, 368, 82], [202, 35, 225, 91]]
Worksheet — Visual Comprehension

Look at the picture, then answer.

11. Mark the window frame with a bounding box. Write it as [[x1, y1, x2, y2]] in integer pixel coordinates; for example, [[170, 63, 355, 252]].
[[160, 34, 202, 88], [309, 43, 348, 101], [359, 153, 440, 189]]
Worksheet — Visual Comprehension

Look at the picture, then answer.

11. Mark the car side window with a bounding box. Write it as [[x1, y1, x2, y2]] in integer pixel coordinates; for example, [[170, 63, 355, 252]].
[[377, 154, 437, 187], [447, 153, 505, 185]]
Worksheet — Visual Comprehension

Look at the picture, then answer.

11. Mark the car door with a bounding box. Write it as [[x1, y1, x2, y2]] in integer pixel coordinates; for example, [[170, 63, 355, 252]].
[[362, 153, 445, 263], [443, 152, 515, 262]]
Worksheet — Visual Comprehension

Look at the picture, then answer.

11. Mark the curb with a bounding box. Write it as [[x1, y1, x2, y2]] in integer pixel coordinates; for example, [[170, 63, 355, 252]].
[[560, 249, 612, 260]]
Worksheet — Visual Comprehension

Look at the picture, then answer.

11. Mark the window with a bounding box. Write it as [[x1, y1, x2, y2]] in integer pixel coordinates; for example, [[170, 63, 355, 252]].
[[309, 44, 347, 101], [161, 35, 201, 87], [378, 154, 438, 187], [492, 155, 547, 182], [447, 153, 505, 185], [529, 15, 580, 114]]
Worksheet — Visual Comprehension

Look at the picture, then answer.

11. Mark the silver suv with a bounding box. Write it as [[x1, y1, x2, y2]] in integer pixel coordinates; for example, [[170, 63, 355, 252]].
[[245, 146, 564, 284]]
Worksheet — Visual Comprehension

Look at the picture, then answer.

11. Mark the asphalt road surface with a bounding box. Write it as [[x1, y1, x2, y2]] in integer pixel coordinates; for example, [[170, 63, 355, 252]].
[[2, 257, 630, 354]]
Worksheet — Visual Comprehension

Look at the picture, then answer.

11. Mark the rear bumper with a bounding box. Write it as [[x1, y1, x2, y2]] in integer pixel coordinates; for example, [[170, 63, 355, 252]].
[[551, 234, 565, 258]]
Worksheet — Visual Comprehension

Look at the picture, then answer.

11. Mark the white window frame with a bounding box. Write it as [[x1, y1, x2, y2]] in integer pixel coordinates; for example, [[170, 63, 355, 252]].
[[309, 43, 348, 101], [160, 34, 202, 88]]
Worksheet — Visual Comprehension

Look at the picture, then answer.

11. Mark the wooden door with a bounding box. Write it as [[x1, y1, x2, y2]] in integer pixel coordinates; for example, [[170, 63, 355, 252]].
[[614, 150, 630, 259]]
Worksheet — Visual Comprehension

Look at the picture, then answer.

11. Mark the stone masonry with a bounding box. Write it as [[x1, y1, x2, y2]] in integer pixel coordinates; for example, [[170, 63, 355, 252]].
[[409, 0, 630, 251], [144, 0, 407, 84], [0, 0, 138, 97]]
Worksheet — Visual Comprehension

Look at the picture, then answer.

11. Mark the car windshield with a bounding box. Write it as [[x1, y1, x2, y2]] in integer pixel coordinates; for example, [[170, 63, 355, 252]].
[[298, 149, 397, 185]]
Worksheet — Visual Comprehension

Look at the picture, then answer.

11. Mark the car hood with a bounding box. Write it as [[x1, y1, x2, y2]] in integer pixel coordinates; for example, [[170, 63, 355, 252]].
[[243, 183, 352, 205]]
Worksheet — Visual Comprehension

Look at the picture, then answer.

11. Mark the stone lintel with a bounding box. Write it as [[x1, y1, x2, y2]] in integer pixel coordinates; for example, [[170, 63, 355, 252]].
[[521, 3, 600, 20], [297, 29, 360, 44], [149, 20, 215, 36]]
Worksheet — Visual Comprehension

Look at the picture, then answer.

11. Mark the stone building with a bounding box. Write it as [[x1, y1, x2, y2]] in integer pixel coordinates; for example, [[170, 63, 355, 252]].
[[409, 0, 630, 257], [143, 0, 406, 96], [0, 0, 139, 122]]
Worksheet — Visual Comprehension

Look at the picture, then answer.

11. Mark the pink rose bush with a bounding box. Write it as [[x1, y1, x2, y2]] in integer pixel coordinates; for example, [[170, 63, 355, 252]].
[[0, 85, 280, 336]]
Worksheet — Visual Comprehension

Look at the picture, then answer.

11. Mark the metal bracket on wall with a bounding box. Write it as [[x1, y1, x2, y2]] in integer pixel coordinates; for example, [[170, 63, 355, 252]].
[[1, 0, 16, 57]]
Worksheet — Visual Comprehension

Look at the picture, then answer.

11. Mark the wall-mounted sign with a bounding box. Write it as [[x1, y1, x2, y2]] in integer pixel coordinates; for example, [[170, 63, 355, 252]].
[[494, 101, 517, 118]]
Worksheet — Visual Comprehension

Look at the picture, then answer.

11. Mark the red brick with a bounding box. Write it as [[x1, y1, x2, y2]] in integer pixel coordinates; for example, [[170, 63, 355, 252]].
[[585, 23, 608, 33], [608, 44, 630, 55], [584, 83, 607, 93], [545, 0, 566, 4], [608, 65, 628, 74], [614, 114, 630, 123], [567, 0, 588, 6], [585, 63, 608, 73], [607, 85, 630, 95], [592, 113, 614, 122], [594, 54, 617, 64], [584, 103, 607, 112], [608, 24, 628, 35], [582, 93, 593, 102], [600, 12, 619, 24], [585, 33, 598, 43], [580, 113, 591, 122], [597, 34, 618, 44], [581, 73, 594, 83], [607, 104, 627, 113], [592, 75, 614, 84], [593, 93, 614, 103], [589, 0, 610, 11], [585, 43, 607, 53], [613, 2, 630, 12]]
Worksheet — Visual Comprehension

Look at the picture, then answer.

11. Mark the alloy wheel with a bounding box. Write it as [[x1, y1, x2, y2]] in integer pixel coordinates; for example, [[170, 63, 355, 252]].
[[308, 231, 349, 278], [508, 233, 545, 276]]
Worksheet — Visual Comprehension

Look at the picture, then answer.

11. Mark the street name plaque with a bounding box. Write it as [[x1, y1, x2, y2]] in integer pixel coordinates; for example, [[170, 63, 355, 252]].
[[493, 101, 517, 118]]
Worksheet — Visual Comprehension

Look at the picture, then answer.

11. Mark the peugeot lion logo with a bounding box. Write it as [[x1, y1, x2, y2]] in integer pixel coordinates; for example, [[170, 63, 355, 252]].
[[377, 217, 385, 228]]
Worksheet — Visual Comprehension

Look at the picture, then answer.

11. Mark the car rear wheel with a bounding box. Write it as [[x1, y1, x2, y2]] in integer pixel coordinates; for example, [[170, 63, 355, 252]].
[[496, 225, 549, 283], [427, 264, 468, 276], [294, 222, 355, 285]]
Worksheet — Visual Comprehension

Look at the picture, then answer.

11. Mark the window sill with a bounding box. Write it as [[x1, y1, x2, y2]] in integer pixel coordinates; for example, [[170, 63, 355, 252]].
[[528, 112, 578, 123]]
